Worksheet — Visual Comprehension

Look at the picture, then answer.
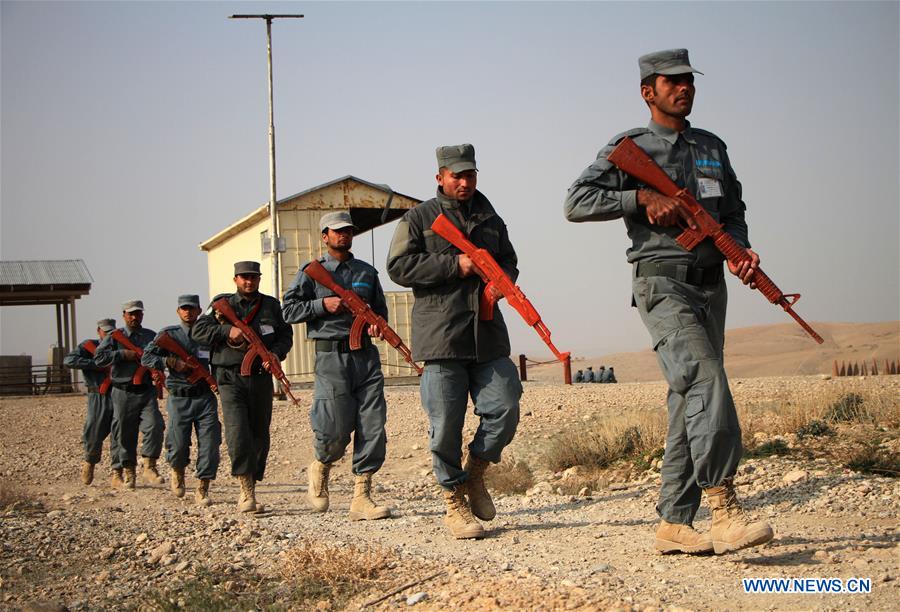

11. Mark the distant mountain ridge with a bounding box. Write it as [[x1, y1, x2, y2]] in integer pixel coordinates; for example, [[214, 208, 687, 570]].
[[530, 321, 899, 383]]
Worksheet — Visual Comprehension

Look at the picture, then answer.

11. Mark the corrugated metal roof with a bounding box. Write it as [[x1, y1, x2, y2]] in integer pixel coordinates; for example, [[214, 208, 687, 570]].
[[0, 260, 93, 287]]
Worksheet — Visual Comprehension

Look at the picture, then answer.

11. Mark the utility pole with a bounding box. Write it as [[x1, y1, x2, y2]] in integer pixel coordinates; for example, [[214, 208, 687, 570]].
[[229, 13, 303, 298]]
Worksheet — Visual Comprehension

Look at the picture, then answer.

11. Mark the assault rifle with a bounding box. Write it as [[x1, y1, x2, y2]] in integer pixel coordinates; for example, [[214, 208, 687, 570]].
[[211, 297, 300, 407], [154, 331, 218, 393], [82, 340, 112, 395], [303, 259, 423, 376], [109, 330, 166, 398], [430, 214, 571, 363], [607, 136, 824, 344]]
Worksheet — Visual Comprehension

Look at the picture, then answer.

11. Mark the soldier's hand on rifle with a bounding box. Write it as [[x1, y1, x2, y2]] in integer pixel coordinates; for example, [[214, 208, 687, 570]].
[[728, 249, 760, 289], [367, 323, 384, 339], [457, 254, 477, 278], [638, 189, 697, 229], [323, 296, 344, 314], [122, 349, 139, 361], [487, 284, 504, 302], [226, 325, 249, 350], [165, 356, 188, 373]]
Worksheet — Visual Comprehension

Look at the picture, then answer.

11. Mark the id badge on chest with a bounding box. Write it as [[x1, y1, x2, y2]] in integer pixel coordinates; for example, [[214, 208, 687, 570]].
[[697, 177, 723, 199], [259, 324, 275, 336]]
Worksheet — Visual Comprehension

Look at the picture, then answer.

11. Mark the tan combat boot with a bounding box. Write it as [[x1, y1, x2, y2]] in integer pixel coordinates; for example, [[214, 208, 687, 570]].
[[142, 457, 165, 485], [195, 479, 212, 507], [124, 466, 136, 490], [307, 460, 331, 513], [443, 486, 485, 539], [655, 520, 714, 554], [81, 461, 95, 485], [348, 473, 391, 521], [171, 467, 186, 498], [237, 474, 259, 513], [705, 478, 774, 554], [111, 468, 124, 489], [463, 454, 496, 521]]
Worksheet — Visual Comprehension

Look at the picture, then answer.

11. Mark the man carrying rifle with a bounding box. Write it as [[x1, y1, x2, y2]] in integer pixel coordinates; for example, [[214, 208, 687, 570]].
[[64, 318, 118, 486], [143, 295, 221, 506], [282, 211, 392, 521], [387, 144, 523, 540], [564, 49, 772, 555], [95, 300, 166, 489], [192, 261, 293, 513]]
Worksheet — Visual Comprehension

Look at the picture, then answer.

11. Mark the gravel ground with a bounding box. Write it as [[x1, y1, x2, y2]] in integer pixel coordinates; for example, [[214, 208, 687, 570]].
[[0, 375, 897, 610]]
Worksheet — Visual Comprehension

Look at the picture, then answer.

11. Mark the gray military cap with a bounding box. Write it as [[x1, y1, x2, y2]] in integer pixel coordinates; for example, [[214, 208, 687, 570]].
[[234, 261, 261, 276], [177, 294, 201, 308], [122, 299, 144, 312], [436, 143, 477, 173], [319, 211, 357, 233], [97, 318, 116, 332], [639, 48, 703, 80]]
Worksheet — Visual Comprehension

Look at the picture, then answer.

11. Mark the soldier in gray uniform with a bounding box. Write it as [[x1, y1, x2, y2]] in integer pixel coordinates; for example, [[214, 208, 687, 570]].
[[574, 369, 584, 383], [601, 366, 617, 384], [192, 261, 293, 513], [282, 211, 392, 521], [64, 318, 119, 486], [143, 295, 221, 506], [94, 300, 165, 489], [595, 365, 606, 383], [564, 49, 773, 555], [583, 366, 595, 383], [388, 143, 523, 540]]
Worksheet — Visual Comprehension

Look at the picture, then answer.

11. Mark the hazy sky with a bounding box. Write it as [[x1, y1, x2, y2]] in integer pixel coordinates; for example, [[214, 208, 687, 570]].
[[2, 1, 898, 362]]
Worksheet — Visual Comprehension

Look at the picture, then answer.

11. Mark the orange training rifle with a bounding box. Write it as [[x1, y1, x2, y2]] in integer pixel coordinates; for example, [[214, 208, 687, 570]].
[[211, 297, 300, 407], [109, 330, 167, 398], [82, 340, 112, 395], [154, 331, 218, 393], [431, 213, 571, 364], [303, 259, 423, 376], [607, 136, 823, 344]]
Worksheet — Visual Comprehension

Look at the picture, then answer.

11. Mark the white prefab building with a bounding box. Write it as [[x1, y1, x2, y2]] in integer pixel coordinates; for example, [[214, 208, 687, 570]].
[[199, 176, 421, 381]]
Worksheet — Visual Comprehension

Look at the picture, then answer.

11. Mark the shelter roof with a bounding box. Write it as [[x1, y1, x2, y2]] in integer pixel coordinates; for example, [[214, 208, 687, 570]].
[[0, 260, 93, 305], [200, 175, 421, 251]]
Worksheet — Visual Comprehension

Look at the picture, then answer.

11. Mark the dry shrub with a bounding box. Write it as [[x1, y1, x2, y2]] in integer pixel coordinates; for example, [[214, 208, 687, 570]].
[[0, 479, 32, 510], [485, 455, 535, 494], [280, 539, 396, 606], [541, 410, 667, 472]]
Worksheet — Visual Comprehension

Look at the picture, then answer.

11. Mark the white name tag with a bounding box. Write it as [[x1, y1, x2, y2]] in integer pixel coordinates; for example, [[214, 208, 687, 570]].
[[260, 324, 275, 336], [197, 349, 210, 359], [698, 177, 723, 199]]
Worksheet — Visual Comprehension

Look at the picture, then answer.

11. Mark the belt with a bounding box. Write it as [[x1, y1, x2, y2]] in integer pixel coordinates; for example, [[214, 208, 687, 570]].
[[86, 386, 100, 394], [112, 382, 151, 392], [635, 261, 724, 287], [168, 385, 212, 398], [315, 337, 371, 353]]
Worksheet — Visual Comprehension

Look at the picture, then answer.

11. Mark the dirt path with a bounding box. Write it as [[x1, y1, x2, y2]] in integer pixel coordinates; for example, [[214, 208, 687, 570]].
[[1, 376, 897, 610]]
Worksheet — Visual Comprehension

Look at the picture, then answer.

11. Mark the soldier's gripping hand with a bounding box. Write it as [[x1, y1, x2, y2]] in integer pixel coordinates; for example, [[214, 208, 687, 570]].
[[226, 325, 248, 351], [457, 254, 477, 278], [728, 249, 760, 289], [637, 189, 697, 229], [323, 296, 345, 314]]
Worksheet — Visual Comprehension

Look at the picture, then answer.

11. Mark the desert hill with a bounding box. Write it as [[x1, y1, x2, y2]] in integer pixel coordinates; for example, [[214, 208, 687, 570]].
[[530, 321, 899, 383]]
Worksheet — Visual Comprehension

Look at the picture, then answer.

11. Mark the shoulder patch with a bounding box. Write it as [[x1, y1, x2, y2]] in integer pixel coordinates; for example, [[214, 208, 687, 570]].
[[609, 127, 651, 146], [690, 127, 728, 148]]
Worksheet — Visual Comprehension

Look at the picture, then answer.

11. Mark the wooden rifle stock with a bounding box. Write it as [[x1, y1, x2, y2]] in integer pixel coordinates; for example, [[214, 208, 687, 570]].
[[82, 340, 112, 395], [304, 260, 423, 376], [109, 330, 167, 398], [211, 297, 301, 407], [607, 136, 823, 344], [154, 331, 218, 393], [430, 214, 571, 363]]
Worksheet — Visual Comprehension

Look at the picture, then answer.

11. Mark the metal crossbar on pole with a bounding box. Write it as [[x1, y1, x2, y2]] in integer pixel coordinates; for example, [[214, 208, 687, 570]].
[[229, 13, 303, 298]]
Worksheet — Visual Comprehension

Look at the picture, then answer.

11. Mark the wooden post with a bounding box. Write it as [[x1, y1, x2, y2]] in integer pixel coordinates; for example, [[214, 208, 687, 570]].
[[563, 354, 572, 385], [518, 354, 527, 382], [839, 362, 846, 377], [832, 360, 838, 377], [872, 359, 878, 376]]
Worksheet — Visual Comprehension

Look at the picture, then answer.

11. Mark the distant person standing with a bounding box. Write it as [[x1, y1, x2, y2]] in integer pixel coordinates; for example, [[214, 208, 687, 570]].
[[94, 301, 165, 489], [564, 49, 772, 555], [192, 262, 293, 513], [388, 143, 523, 540], [63, 318, 119, 486], [282, 211, 392, 522], [143, 295, 221, 506]]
